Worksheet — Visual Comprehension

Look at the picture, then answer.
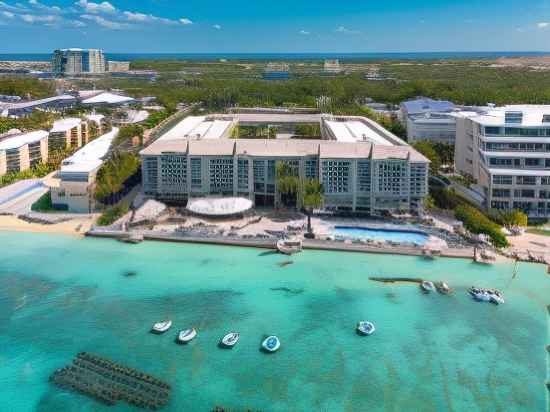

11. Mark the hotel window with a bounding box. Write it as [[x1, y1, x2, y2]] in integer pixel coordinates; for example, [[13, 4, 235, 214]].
[[484, 127, 500, 135], [515, 189, 535, 198], [305, 158, 318, 180], [377, 162, 407, 195], [238, 159, 249, 190], [489, 158, 513, 166], [542, 177, 550, 185], [253, 160, 265, 183], [525, 158, 543, 167], [492, 189, 510, 198], [322, 160, 350, 193], [267, 160, 276, 182], [516, 176, 537, 185], [491, 201, 510, 210], [209, 158, 233, 192], [356, 161, 371, 192], [191, 158, 202, 189], [492, 175, 513, 185]]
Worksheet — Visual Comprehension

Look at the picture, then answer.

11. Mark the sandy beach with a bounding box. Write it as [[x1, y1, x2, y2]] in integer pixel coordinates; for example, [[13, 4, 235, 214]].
[[0, 215, 96, 236]]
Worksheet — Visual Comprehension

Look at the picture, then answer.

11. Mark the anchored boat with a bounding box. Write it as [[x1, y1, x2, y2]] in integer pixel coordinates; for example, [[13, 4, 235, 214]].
[[177, 328, 197, 343], [220, 332, 240, 348], [261, 336, 281, 352], [469, 287, 505, 305], [420, 281, 436, 293], [356, 321, 376, 336], [151, 320, 172, 334], [276, 238, 302, 255]]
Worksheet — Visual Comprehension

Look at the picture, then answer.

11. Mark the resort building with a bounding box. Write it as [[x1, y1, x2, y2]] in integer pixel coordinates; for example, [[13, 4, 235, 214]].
[[0, 95, 77, 118], [49, 118, 86, 151], [400, 98, 457, 143], [107, 61, 131, 73], [324, 59, 342, 74], [140, 114, 429, 215], [52, 48, 106, 76], [0, 131, 49, 177], [454, 105, 550, 218], [51, 128, 118, 213]]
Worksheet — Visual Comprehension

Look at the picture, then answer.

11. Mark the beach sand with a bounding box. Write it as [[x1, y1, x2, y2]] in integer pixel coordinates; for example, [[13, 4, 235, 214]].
[[0, 215, 96, 236]]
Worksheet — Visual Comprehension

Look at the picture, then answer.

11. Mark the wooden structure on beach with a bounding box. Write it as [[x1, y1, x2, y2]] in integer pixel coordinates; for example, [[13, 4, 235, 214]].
[[50, 352, 171, 410]]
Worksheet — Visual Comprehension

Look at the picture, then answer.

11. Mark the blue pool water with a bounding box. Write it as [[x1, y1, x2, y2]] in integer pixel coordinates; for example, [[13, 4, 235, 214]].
[[333, 225, 430, 245], [0, 231, 549, 411]]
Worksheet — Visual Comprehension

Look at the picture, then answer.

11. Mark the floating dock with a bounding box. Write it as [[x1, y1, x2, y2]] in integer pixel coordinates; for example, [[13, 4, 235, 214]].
[[50, 352, 171, 410]]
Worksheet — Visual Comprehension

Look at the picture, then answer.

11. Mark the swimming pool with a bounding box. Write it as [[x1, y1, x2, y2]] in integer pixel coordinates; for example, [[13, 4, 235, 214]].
[[332, 226, 429, 245]]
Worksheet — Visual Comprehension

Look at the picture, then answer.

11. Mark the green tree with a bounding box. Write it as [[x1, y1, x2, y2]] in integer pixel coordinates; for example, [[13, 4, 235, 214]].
[[275, 161, 299, 207], [412, 141, 441, 175], [300, 179, 324, 238]]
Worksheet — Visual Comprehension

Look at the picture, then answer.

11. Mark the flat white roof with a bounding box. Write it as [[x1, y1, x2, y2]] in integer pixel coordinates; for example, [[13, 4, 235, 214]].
[[0, 130, 48, 151], [82, 92, 134, 105], [203, 120, 232, 139], [325, 120, 393, 145], [84, 114, 105, 124], [51, 118, 82, 133], [456, 105, 550, 127], [60, 127, 118, 174], [158, 116, 234, 141]]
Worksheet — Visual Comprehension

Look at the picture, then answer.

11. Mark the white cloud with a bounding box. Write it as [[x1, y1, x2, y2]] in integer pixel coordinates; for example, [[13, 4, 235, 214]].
[[81, 13, 125, 29], [537, 22, 549, 28], [299, 30, 310, 35], [2, 10, 14, 17], [76, 0, 115, 14], [20, 13, 57, 23], [213, 24, 221, 30], [335, 25, 360, 34], [28, 0, 62, 13], [179, 17, 192, 25], [123, 11, 181, 25]]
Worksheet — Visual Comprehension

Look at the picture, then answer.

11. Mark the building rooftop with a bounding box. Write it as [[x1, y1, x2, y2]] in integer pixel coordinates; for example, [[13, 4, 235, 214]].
[[60, 127, 118, 174], [81, 92, 135, 105], [0, 130, 48, 151], [51, 118, 82, 133], [401, 98, 455, 115], [1, 94, 76, 111], [84, 114, 105, 125], [455, 105, 550, 127]]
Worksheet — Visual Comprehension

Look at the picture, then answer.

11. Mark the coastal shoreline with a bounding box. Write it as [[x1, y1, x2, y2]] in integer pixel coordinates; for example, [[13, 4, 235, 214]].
[[0, 215, 93, 236]]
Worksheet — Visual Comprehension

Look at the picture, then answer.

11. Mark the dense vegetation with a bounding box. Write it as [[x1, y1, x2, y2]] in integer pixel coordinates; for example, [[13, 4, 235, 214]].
[[96, 203, 129, 226], [113, 124, 144, 146], [31, 191, 68, 212], [0, 111, 59, 134], [0, 77, 55, 99], [94, 152, 141, 203], [455, 205, 508, 248]]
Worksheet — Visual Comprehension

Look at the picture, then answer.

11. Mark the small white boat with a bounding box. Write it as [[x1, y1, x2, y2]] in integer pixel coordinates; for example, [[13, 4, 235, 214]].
[[356, 321, 376, 336], [220, 332, 240, 348], [469, 287, 505, 305], [151, 320, 172, 334], [276, 238, 302, 255], [177, 328, 197, 343], [420, 281, 436, 293], [261, 335, 281, 352]]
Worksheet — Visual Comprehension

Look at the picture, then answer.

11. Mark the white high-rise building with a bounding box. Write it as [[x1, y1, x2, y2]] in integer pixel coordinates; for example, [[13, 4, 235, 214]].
[[454, 105, 550, 218], [52, 48, 106, 76]]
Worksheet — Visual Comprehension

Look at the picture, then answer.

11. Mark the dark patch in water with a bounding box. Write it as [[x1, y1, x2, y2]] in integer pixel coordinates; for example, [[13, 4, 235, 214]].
[[385, 291, 397, 300], [277, 261, 293, 267], [123, 270, 138, 277], [270, 287, 304, 295], [259, 250, 278, 257], [200, 258, 213, 266]]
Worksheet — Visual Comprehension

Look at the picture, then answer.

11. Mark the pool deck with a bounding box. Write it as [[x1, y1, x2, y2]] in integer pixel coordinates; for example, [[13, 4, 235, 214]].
[[86, 229, 476, 260]]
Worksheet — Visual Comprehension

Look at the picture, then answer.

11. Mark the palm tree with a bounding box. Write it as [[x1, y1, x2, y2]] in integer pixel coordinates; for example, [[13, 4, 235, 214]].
[[300, 179, 324, 238]]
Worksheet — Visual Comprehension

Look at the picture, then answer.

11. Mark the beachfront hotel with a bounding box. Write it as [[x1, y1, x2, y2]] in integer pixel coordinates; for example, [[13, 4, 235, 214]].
[[0, 131, 49, 176], [454, 105, 550, 218], [49, 118, 87, 151], [140, 114, 430, 215]]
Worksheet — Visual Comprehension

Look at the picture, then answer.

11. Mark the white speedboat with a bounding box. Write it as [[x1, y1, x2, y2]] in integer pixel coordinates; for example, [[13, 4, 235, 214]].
[[220, 332, 240, 348], [356, 321, 376, 336], [151, 320, 172, 334], [420, 281, 436, 293], [277, 238, 302, 255], [469, 287, 505, 305], [261, 336, 281, 352], [177, 328, 197, 343]]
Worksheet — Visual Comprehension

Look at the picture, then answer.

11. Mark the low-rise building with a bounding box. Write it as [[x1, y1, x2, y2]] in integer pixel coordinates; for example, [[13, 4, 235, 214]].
[[51, 128, 118, 212], [140, 114, 429, 214], [108, 61, 131, 72], [0, 94, 77, 118], [454, 105, 550, 218], [49, 118, 86, 151], [400, 98, 457, 143], [0, 131, 49, 176]]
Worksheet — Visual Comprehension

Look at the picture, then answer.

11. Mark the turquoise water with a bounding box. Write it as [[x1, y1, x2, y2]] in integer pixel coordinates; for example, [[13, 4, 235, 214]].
[[333, 226, 429, 245], [0, 231, 549, 412]]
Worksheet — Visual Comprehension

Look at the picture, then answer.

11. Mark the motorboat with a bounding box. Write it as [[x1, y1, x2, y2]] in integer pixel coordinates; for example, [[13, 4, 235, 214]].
[[177, 328, 197, 343], [435, 282, 452, 295], [420, 281, 436, 293], [151, 320, 172, 334], [469, 287, 505, 305], [220, 332, 240, 348], [356, 321, 376, 336], [276, 238, 302, 255], [261, 336, 281, 353]]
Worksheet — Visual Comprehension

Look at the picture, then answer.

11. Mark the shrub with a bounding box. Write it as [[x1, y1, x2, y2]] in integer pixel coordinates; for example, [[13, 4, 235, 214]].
[[488, 209, 528, 228], [31, 192, 68, 212], [96, 203, 129, 226], [455, 205, 509, 248]]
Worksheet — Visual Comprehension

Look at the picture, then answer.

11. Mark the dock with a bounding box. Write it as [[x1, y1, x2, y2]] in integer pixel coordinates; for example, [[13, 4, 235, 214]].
[[50, 352, 171, 410]]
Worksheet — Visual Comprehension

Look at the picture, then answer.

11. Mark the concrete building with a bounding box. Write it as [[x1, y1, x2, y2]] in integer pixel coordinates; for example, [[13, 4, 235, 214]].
[[49, 118, 86, 151], [263, 63, 290, 80], [108, 61, 131, 72], [51, 128, 118, 212], [0, 95, 77, 118], [324, 59, 342, 74], [0, 131, 49, 177], [454, 105, 550, 218], [52, 48, 106, 76], [400, 98, 457, 143], [140, 114, 429, 214]]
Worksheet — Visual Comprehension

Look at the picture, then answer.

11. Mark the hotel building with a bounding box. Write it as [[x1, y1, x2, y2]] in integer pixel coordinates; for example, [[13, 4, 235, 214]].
[[140, 114, 429, 215], [49, 118, 86, 151], [52, 48, 106, 76], [0, 131, 49, 177], [400, 98, 457, 144], [454, 105, 550, 218]]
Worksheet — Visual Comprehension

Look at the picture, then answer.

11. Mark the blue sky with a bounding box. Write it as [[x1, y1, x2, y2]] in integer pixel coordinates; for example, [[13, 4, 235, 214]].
[[0, 0, 549, 52]]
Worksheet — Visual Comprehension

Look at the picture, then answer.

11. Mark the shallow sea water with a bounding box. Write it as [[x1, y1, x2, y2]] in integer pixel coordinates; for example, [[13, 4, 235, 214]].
[[0, 231, 548, 412]]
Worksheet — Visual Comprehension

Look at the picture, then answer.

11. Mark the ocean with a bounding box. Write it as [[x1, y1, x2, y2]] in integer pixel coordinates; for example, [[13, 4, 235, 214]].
[[0, 231, 548, 411], [1, 51, 549, 62]]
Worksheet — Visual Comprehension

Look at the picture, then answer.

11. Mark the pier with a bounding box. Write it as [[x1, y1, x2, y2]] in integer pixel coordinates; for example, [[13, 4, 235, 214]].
[[50, 352, 171, 410]]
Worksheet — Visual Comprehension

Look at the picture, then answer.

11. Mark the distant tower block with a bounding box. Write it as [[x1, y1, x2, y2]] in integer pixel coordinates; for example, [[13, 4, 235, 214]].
[[324, 59, 342, 73]]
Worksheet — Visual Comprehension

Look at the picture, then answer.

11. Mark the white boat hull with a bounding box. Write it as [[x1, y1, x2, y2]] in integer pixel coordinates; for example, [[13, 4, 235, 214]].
[[151, 320, 172, 334], [221, 332, 240, 347], [357, 321, 375, 336], [262, 336, 281, 352], [177, 328, 197, 343]]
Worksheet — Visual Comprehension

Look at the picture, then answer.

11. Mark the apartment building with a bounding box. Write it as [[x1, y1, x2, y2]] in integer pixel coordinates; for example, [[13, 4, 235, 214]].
[[49, 118, 86, 151], [400, 98, 457, 143], [0, 131, 49, 177], [51, 128, 118, 212], [140, 115, 429, 215], [455, 105, 550, 218], [52, 48, 106, 76]]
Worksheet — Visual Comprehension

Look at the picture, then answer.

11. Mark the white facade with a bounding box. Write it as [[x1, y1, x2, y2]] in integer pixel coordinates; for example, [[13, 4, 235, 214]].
[[406, 112, 456, 144], [455, 105, 550, 218]]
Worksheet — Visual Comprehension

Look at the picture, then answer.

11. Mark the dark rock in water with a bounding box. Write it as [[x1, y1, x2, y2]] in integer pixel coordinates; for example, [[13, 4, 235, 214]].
[[123, 271, 138, 277], [546, 345, 550, 354], [385, 291, 397, 300], [278, 261, 293, 267], [270, 287, 304, 295]]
